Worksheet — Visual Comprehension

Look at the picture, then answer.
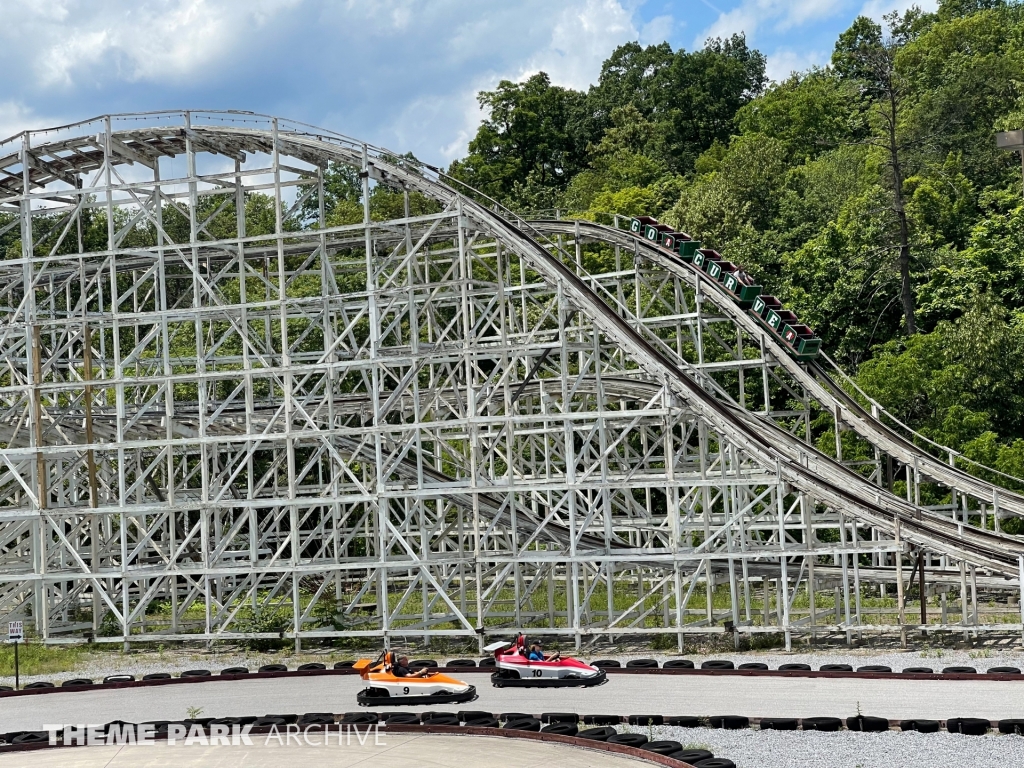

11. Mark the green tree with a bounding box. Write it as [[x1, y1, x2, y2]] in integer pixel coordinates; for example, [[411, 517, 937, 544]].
[[833, 10, 930, 335], [448, 73, 588, 208]]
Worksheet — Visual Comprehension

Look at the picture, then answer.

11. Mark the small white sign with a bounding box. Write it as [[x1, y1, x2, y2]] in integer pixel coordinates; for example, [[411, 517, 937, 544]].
[[8, 621, 23, 642]]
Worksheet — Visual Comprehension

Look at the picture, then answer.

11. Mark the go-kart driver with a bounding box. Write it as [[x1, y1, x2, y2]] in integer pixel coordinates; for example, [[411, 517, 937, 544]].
[[528, 641, 559, 662], [392, 655, 432, 678]]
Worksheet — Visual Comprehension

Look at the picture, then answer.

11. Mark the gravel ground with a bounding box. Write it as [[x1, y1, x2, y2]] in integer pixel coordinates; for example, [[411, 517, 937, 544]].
[[0, 650, 348, 687], [649, 725, 1024, 768], [4, 645, 1024, 686]]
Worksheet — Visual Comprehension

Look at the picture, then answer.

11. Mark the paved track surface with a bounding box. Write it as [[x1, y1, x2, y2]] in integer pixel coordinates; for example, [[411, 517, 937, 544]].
[[0, 672, 1022, 730], [0, 733, 657, 768]]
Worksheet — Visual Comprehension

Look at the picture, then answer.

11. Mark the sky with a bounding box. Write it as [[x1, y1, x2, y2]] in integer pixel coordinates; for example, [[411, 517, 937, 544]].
[[0, 0, 937, 166]]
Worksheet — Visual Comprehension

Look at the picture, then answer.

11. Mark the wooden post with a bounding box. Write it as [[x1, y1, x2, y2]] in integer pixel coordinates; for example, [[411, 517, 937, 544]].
[[82, 325, 99, 508], [918, 550, 927, 636], [31, 325, 46, 510], [895, 519, 906, 648]]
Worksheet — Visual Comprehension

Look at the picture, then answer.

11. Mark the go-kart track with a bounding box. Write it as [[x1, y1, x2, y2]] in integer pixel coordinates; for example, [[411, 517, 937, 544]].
[[2, 667, 1024, 730], [2, 110, 1024, 765]]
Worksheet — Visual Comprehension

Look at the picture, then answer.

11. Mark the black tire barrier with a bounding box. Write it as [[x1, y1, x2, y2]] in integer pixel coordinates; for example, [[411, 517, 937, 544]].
[[737, 663, 769, 670], [989, 667, 1022, 675], [627, 715, 664, 725], [942, 666, 977, 674], [802, 717, 842, 732], [778, 663, 812, 671], [448, 659, 477, 667], [333, 661, 356, 669], [142, 673, 171, 680], [61, 678, 93, 687], [847, 715, 889, 732], [608, 733, 648, 748], [259, 664, 288, 673], [693, 760, 735, 768], [541, 722, 578, 736], [221, 667, 249, 675], [503, 718, 541, 732], [666, 716, 701, 727], [299, 714, 335, 725], [998, 718, 1024, 735], [186, 717, 215, 728], [946, 717, 990, 735], [297, 663, 327, 671], [103, 721, 136, 735], [643, 741, 683, 756], [459, 711, 494, 722], [155, 721, 188, 735], [819, 664, 853, 672], [265, 714, 299, 724], [541, 712, 579, 724], [701, 660, 735, 670], [340, 713, 379, 725], [0, 686, 11, 692], [577, 726, 617, 741], [409, 660, 438, 669], [900, 719, 939, 733], [499, 713, 533, 722], [479, 658, 497, 667], [671, 749, 714, 764], [425, 715, 461, 726], [583, 715, 622, 725], [12, 732, 50, 745], [625, 659, 659, 668], [709, 715, 748, 729], [420, 712, 446, 723], [663, 659, 695, 669], [384, 714, 420, 725], [180, 669, 211, 678], [210, 718, 241, 727], [592, 660, 621, 668], [856, 665, 891, 673], [24, 681, 54, 689], [902, 667, 933, 674], [0, 732, 27, 745], [252, 717, 287, 728], [466, 717, 500, 728], [759, 717, 798, 731], [103, 674, 135, 683]]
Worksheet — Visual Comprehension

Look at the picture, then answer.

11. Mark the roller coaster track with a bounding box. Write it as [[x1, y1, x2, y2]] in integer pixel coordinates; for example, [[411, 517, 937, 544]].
[[2, 113, 1022, 645], [443, 212, 1022, 577], [532, 219, 1024, 520]]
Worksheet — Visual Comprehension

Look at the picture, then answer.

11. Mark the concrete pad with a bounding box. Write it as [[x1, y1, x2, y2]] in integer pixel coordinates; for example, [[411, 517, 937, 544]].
[[0, 671, 1020, 732], [0, 734, 659, 768]]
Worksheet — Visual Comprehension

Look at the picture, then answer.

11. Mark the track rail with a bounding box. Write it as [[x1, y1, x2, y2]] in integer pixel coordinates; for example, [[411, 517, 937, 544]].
[[532, 219, 1024, 519]]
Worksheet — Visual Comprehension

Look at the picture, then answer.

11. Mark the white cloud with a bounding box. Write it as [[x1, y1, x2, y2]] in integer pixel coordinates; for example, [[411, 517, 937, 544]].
[[698, 0, 848, 46], [640, 14, 675, 46], [0, 101, 68, 145], [859, 0, 938, 21], [0, 0, 302, 87], [398, 0, 652, 162], [765, 48, 829, 83], [518, 0, 639, 90]]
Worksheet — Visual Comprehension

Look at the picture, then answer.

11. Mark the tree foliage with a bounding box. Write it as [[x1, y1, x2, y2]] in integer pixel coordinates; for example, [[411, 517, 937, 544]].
[[444, 1, 1024, 477]]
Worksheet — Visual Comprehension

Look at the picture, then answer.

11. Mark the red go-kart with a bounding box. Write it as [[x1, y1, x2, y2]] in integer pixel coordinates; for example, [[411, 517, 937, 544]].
[[484, 634, 607, 688]]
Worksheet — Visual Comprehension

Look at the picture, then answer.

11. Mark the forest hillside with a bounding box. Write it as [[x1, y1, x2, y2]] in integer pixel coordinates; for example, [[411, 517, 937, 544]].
[[449, 0, 1024, 485]]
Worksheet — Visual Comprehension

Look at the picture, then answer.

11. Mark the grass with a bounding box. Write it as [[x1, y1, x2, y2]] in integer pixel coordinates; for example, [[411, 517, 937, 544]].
[[0, 643, 97, 677]]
